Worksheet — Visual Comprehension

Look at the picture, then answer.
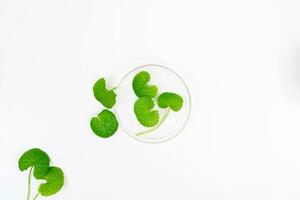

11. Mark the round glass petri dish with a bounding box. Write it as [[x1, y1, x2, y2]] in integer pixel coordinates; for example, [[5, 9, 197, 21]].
[[114, 64, 191, 143]]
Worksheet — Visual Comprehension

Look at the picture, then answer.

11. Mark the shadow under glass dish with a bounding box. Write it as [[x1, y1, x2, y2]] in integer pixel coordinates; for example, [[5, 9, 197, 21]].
[[114, 64, 191, 143]]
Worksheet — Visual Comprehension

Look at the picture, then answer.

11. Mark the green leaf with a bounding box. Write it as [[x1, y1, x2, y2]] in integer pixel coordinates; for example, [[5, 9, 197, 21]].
[[90, 109, 119, 138], [38, 167, 64, 196], [18, 148, 50, 179], [157, 92, 183, 111], [93, 78, 117, 108], [134, 97, 160, 127], [132, 71, 158, 98]]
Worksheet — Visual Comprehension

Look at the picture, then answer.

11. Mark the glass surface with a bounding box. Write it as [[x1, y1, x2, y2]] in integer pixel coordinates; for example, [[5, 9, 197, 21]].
[[114, 64, 191, 143]]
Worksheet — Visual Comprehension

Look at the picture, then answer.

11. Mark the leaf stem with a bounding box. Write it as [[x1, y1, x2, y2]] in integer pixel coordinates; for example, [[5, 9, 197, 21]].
[[27, 166, 33, 200], [32, 192, 40, 200], [136, 108, 170, 136], [111, 86, 117, 91]]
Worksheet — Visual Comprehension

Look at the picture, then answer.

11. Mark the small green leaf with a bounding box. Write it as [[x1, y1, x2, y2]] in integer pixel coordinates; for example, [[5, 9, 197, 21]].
[[93, 78, 117, 108], [38, 167, 64, 196], [134, 97, 160, 127], [90, 109, 119, 138], [132, 71, 158, 98], [157, 92, 183, 111], [18, 148, 50, 179]]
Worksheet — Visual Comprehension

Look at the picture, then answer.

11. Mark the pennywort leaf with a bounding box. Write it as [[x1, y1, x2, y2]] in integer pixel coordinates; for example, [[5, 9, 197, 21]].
[[134, 97, 159, 127], [90, 109, 119, 138], [93, 78, 117, 108], [132, 71, 158, 98], [38, 167, 64, 197], [157, 92, 183, 112], [19, 148, 65, 200], [18, 148, 50, 179]]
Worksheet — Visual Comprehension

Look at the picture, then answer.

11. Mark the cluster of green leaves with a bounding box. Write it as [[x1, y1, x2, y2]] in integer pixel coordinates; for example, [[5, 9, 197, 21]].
[[19, 148, 64, 200], [91, 78, 118, 138], [132, 71, 183, 135], [133, 71, 160, 127], [90, 71, 184, 138]]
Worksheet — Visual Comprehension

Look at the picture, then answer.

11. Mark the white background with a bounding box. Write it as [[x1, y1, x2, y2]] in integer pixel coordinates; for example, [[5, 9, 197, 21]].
[[1, 0, 300, 199]]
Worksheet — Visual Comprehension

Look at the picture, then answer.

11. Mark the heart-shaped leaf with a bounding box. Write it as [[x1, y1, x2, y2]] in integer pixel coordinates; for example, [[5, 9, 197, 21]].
[[134, 97, 160, 127], [90, 109, 119, 138], [93, 78, 117, 108], [132, 71, 158, 98], [38, 166, 64, 196], [18, 148, 50, 179], [157, 92, 183, 111]]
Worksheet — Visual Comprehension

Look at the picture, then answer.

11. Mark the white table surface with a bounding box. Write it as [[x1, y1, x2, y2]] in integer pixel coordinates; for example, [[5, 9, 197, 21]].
[[1, 0, 300, 199]]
